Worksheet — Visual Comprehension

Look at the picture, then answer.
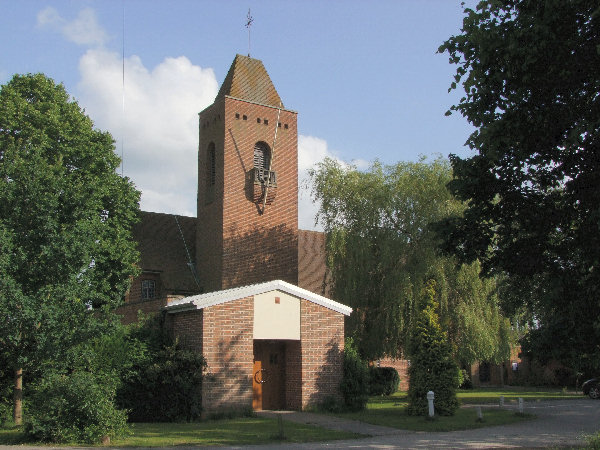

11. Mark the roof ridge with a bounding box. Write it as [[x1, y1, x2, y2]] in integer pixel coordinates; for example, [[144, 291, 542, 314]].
[[166, 279, 351, 316]]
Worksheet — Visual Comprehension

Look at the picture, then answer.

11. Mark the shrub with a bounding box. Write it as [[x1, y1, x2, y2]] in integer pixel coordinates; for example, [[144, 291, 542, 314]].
[[25, 371, 128, 443], [585, 431, 600, 450], [339, 337, 369, 411], [317, 395, 343, 413], [117, 316, 206, 422], [369, 367, 400, 396], [407, 280, 459, 416], [0, 401, 11, 427], [458, 369, 473, 389]]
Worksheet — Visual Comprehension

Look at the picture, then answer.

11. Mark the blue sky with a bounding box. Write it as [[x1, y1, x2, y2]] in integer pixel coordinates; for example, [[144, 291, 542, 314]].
[[1, 1, 475, 229]]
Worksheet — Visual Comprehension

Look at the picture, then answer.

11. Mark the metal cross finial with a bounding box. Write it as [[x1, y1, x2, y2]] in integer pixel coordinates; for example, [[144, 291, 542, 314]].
[[246, 9, 254, 57]]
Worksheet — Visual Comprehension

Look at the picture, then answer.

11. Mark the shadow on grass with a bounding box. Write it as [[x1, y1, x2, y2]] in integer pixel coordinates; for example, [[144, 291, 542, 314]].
[[0, 426, 28, 446], [1, 418, 361, 447]]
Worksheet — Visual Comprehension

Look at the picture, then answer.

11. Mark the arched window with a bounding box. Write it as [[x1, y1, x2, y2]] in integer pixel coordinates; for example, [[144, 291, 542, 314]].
[[253, 142, 271, 171], [207, 142, 216, 186]]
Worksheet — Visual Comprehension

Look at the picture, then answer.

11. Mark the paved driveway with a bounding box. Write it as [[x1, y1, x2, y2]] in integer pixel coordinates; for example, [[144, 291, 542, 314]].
[[250, 399, 600, 449]]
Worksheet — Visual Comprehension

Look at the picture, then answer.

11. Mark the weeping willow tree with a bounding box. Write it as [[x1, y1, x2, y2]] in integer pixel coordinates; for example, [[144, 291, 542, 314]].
[[310, 156, 511, 364]]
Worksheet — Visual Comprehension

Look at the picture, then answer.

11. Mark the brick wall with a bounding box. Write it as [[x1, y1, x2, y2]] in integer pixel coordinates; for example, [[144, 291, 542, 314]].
[[197, 97, 298, 292], [377, 357, 410, 391], [300, 299, 345, 408], [285, 340, 302, 410], [200, 297, 254, 412], [168, 309, 204, 353], [116, 297, 166, 324], [118, 272, 164, 324], [298, 230, 330, 297], [197, 102, 225, 293], [125, 272, 162, 304]]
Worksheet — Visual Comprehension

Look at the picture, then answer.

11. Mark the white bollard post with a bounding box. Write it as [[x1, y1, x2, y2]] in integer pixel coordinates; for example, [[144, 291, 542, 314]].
[[427, 391, 435, 417], [476, 405, 483, 421], [499, 395, 504, 408], [518, 397, 524, 414]]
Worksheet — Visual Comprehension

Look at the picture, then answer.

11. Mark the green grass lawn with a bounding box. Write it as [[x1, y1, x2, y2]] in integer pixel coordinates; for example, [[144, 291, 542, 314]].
[[456, 386, 582, 404], [0, 417, 360, 447], [331, 387, 579, 432], [336, 397, 533, 432], [0, 388, 582, 446], [385, 387, 581, 405]]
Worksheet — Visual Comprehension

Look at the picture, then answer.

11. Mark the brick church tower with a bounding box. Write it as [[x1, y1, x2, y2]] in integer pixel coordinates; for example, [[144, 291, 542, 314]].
[[196, 55, 299, 292]]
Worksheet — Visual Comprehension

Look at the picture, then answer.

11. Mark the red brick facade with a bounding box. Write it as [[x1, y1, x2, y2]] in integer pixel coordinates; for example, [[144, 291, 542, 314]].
[[298, 230, 330, 297], [120, 55, 351, 413], [168, 294, 345, 412], [197, 92, 298, 293], [377, 357, 410, 391], [300, 300, 345, 406], [198, 297, 254, 412]]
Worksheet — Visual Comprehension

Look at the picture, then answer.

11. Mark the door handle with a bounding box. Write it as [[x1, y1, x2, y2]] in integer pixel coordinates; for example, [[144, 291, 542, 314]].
[[254, 369, 268, 384]]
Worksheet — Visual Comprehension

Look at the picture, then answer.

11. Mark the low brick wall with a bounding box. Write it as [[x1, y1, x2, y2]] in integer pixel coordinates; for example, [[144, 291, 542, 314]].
[[377, 357, 410, 391]]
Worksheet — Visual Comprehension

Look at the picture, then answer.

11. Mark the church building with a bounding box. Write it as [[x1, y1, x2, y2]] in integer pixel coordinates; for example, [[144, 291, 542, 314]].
[[117, 54, 352, 412]]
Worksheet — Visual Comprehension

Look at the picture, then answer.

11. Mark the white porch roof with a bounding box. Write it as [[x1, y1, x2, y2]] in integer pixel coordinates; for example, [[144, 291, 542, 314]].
[[165, 279, 352, 316]]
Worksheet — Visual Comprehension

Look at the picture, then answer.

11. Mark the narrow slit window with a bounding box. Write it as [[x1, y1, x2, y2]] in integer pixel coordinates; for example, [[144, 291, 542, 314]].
[[207, 143, 216, 186]]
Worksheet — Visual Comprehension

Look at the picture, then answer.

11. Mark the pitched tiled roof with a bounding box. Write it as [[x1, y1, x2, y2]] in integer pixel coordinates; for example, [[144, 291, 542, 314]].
[[215, 54, 283, 108], [166, 279, 352, 316], [134, 211, 199, 294]]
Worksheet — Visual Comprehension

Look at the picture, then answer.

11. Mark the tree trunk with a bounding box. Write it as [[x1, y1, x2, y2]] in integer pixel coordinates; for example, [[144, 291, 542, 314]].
[[14, 368, 22, 425]]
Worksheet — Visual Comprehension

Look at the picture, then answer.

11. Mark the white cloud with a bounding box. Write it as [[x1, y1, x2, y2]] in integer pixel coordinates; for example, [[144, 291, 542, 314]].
[[297, 136, 371, 230], [37, 7, 108, 47], [37, 6, 347, 229], [297, 135, 338, 231], [76, 48, 218, 216]]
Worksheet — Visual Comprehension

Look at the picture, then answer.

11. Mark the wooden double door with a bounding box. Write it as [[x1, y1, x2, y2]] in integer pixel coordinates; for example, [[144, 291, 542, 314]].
[[252, 341, 286, 410]]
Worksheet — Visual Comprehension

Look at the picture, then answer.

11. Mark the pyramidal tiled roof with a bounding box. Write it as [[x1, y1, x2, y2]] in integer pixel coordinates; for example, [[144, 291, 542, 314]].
[[215, 54, 283, 108]]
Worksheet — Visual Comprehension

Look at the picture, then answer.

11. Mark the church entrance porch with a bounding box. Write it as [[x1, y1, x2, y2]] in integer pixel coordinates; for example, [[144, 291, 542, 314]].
[[252, 340, 302, 410], [253, 340, 285, 410]]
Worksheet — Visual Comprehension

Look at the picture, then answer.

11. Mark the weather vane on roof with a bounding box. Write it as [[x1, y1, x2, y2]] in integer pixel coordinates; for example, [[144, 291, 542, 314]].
[[246, 8, 254, 57]]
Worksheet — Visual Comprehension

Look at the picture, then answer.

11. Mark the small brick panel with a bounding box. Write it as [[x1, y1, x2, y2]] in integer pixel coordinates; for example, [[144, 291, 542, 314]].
[[285, 340, 302, 410], [200, 297, 254, 412], [116, 297, 166, 325], [377, 357, 410, 391], [168, 309, 204, 354], [298, 230, 330, 297], [300, 300, 344, 408]]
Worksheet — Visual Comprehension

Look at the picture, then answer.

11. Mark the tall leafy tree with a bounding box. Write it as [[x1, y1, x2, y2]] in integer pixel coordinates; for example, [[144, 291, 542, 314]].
[[0, 74, 140, 423], [438, 1, 600, 373], [310, 157, 510, 363]]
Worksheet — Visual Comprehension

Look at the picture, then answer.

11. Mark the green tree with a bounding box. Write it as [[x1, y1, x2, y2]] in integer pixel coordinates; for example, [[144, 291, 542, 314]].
[[339, 337, 369, 412], [0, 74, 140, 424], [407, 280, 459, 416], [447, 261, 512, 368], [438, 1, 600, 373], [310, 157, 510, 364]]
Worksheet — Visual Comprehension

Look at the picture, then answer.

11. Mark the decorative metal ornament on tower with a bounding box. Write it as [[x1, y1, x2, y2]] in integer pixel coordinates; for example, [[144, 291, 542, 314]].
[[246, 9, 254, 57]]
